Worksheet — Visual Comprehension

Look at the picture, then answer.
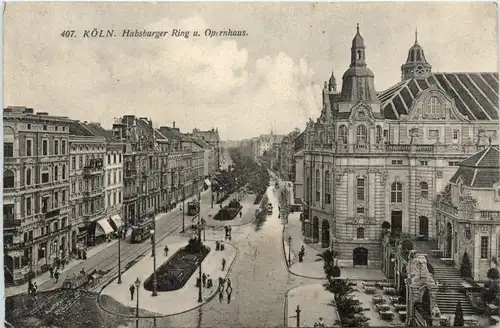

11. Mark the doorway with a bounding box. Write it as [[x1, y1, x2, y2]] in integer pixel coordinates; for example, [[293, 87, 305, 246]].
[[391, 211, 403, 234], [353, 247, 368, 266]]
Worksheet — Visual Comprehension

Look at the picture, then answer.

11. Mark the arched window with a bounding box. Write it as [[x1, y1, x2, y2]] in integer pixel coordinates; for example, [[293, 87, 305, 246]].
[[4, 170, 15, 188], [411, 50, 415, 62], [357, 50, 362, 60], [357, 227, 365, 239], [416, 50, 422, 61], [319, 132, 324, 144], [324, 171, 331, 204], [26, 168, 32, 186], [338, 125, 348, 144], [356, 125, 367, 143], [420, 182, 429, 198], [391, 182, 403, 203], [62, 164, 66, 180], [428, 96, 440, 115], [376, 126, 382, 142]]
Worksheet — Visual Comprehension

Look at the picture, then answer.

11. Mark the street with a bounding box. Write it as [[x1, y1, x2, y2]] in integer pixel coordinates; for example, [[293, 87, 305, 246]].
[[126, 182, 317, 328]]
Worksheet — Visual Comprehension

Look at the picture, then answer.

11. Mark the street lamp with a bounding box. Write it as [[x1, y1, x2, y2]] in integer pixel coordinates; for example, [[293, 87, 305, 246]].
[[117, 228, 122, 284], [288, 236, 292, 266], [201, 218, 206, 241], [196, 180, 203, 303], [181, 188, 185, 233], [150, 229, 157, 296], [135, 277, 141, 328]]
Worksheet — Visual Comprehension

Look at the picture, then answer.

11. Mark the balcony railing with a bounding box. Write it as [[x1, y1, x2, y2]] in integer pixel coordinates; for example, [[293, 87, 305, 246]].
[[4, 225, 72, 250], [43, 208, 61, 219], [306, 142, 485, 155], [83, 166, 103, 177], [4, 217, 22, 229]]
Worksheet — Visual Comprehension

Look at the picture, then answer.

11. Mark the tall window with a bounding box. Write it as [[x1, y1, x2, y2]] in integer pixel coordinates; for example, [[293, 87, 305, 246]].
[[4, 170, 15, 188], [62, 164, 66, 180], [453, 130, 459, 140], [26, 168, 32, 186], [429, 96, 440, 115], [4, 142, 13, 158], [357, 178, 365, 201], [61, 140, 67, 154], [54, 140, 59, 155], [420, 182, 429, 198], [391, 182, 403, 203], [26, 197, 32, 216], [54, 166, 59, 181], [324, 171, 331, 204], [315, 169, 320, 202], [376, 126, 382, 142], [26, 139, 33, 156], [356, 125, 367, 143], [41, 171, 49, 183], [481, 236, 489, 259], [357, 227, 365, 239], [72, 156, 76, 169], [338, 125, 348, 144], [42, 140, 48, 156]]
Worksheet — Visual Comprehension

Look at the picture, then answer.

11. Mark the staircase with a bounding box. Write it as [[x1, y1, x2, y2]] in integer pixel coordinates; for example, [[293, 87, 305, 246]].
[[435, 289, 475, 316], [432, 265, 475, 315]]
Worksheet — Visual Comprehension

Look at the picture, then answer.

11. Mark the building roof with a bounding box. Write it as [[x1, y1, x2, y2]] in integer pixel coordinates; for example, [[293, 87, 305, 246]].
[[378, 73, 499, 120], [450, 146, 499, 188], [192, 138, 212, 149], [86, 123, 123, 142], [159, 126, 190, 142]]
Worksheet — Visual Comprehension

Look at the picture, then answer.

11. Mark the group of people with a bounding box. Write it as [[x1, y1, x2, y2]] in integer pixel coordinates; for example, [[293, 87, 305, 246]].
[[224, 225, 232, 241], [196, 273, 215, 289], [49, 266, 62, 283], [218, 276, 233, 303], [76, 242, 88, 260], [215, 241, 225, 251]]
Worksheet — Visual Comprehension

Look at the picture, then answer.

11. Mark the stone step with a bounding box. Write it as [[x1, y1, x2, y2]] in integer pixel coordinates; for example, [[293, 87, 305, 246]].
[[436, 292, 475, 315]]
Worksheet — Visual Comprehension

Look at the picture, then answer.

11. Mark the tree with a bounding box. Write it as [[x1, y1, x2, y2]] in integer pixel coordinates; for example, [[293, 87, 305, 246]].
[[487, 268, 500, 280], [453, 301, 464, 326], [316, 249, 340, 279], [460, 252, 472, 279], [382, 221, 391, 230]]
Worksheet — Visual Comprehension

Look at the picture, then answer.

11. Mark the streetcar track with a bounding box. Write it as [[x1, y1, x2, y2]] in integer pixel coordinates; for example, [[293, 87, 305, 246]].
[[30, 192, 213, 328]]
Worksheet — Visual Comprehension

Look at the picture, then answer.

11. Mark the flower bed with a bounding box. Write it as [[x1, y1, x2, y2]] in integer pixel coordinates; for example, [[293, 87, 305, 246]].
[[214, 199, 242, 221], [143, 239, 210, 292]]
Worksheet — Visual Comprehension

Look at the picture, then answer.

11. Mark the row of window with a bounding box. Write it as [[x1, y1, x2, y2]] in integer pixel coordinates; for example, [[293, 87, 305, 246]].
[[4, 139, 68, 158], [4, 165, 68, 189], [4, 190, 69, 218], [71, 155, 105, 170], [71, 176, 103, 193], [107, 152, 123, 165], [71, 198, 105, 218], [478, 236, 500, 259], [22, 217, 68, 245], [313, 170, 429, 204]]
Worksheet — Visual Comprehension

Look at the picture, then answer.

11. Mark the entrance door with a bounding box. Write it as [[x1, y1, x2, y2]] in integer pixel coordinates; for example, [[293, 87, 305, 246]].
[[321, 220, 330, 248], [419, 216, 429, 239], [353, 247, 368, 266], [391, 211, 403, 234]]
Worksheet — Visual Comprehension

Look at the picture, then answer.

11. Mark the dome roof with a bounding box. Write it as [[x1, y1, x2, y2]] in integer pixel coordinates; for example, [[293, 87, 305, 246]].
[[352, 23, 365, 48], [342, 66, 374, 79]]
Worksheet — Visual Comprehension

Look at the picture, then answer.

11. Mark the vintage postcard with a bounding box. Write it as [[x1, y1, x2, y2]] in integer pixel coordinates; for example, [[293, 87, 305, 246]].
[[3, 2, 499, 328]]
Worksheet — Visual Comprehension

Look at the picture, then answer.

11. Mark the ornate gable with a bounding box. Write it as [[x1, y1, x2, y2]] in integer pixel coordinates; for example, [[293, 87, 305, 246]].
[[400, 87, 470, 122], [348, 102, 376, 125]]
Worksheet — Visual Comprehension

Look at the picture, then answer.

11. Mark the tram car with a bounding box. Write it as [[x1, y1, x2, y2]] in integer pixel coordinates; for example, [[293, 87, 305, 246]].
[[187, 201, 199, 216], [130, 225, 152, 243]]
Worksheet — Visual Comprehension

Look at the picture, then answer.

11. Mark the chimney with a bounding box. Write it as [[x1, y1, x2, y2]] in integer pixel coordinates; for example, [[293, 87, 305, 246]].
[[173, 121, 176, 128]]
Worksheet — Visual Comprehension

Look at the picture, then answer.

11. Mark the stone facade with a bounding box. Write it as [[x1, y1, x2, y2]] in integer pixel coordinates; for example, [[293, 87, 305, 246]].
[[4, 107, 72, 284], [300, 26, 498, 268]]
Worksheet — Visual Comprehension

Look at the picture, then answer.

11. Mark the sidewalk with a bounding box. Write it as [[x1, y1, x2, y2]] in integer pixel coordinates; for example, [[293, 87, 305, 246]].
[[286, 284, 340, 328], [203, 194, 259, 227], [5, 191, 209, 298], [100, 236, 238, 316], [283, 213, 387, 280]]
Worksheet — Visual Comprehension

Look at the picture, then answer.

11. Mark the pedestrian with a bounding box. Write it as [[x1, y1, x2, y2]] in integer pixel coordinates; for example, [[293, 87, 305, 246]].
[[49, 265, 54, 278], [207, 277, 213, 289], [239, 212, 242, 218], [222, 258, 226, 271], [164, 245, 169, 256], [219, 289, 224, 302], [202, 273, 207, 287], [54, 270, 60, 284], [216, 241, 219, 251], [28, 280, 34, 295], [80, 268, 85, 276], [129, 284, 135, 301], [33, 282, 38, 296], [218, 277, 225, 290], [220, 241, 225, 251], [226, 278, 232, 292]]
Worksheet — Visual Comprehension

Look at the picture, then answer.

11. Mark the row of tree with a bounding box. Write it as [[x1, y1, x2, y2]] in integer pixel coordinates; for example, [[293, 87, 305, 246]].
[[229, 148, 270, 201]]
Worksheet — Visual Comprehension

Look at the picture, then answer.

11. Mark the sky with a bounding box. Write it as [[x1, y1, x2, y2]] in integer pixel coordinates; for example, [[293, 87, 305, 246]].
[[3, 2, 498, 140]]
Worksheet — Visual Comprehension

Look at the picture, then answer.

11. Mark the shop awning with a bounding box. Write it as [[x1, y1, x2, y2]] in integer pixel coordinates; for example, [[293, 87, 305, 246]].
[[109, 215, 123, 230], [96, 218, 114, 236], [204, 179, 211, 187]]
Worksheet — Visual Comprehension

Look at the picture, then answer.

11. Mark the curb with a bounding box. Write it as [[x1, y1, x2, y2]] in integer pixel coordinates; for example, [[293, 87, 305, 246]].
[[97, 240, 239, 319], [281, 221, 325, 281]]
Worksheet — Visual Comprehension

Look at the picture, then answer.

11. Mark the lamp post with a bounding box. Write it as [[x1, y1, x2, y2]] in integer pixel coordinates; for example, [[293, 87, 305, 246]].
[[135, 277, 141, 328], [197, 179, 203, 303], [201, 218, 206, 241], [117, 227, 122, 284], [181, 188, 185, 233], [288, 236, 292, 266], [150, 229, 157, 296]]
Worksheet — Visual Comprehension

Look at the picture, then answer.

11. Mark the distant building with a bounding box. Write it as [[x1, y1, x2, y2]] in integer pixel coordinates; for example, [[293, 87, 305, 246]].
[[190, 128, 221, 171], [436, 146, 500, 281]]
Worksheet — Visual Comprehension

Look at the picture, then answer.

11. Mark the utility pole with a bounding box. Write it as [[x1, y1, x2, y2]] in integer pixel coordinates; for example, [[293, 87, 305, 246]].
[[197, 178, 203, 303]]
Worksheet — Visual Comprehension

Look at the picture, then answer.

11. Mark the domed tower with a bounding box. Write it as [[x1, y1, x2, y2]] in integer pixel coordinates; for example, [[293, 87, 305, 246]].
[[339, 24, 379, 104], [401, 30, 432, 81]]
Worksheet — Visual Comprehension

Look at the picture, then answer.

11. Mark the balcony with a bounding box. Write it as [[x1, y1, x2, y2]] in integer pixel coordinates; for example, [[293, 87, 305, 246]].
[[83, 166, 103, 178], [43, 208, 61, 219], [82, 187, 104, 199], [4, 214, 21, 229], [4, 225, 72, 250], [82, 210, 104, 222]]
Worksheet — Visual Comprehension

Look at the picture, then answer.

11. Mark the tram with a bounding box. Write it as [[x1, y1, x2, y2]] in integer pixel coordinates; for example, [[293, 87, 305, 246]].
[[130, 225, 152, 243]]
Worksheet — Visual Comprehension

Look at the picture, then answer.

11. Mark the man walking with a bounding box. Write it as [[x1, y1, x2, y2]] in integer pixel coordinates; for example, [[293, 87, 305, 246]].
[[129, 284, 135, 301], [222, 258, 226, 271], [54, 269, 60, 284], [226, 278, 232, 292], [164, 245, 169, 256], [202, 273, 207, 287]]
